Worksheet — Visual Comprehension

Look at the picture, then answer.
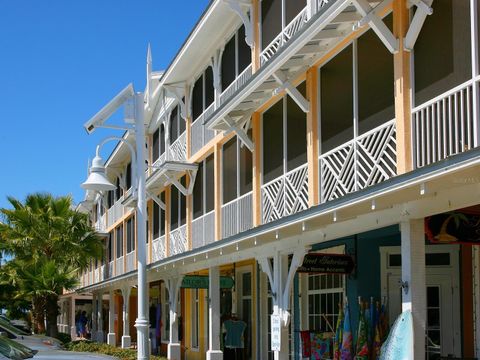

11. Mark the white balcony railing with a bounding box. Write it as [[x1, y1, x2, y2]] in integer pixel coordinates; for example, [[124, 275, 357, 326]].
[[219, 64, 253, 108], [115, 256, 124, 276], [413, 77, 479, 168], [191, 102, 216, 155], [95, 213, 107, 232], [262, 164, 309, 224], [319, 120, 397, 203], [152, 235, 166, 262], [170, 224, 187, 256], [107, 197, 124, 228], [88, 270, 93, 285], [169, 132, 187, 162], [126, 251, 135, 272], [222, 192, 253, 238], [191, 210, 215, 249], [108, 261, 114, 279]]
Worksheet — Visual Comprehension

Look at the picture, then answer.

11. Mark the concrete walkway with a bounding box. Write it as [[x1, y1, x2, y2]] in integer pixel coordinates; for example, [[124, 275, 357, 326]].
[[33, 350, 118, 359]]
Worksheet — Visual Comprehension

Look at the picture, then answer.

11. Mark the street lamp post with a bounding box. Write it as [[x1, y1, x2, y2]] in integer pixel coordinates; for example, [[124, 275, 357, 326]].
[[81, 90, 149, 360]]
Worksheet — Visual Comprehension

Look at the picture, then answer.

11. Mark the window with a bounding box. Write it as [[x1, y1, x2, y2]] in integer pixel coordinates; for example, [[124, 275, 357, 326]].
[[221, 26, 252, 91], [263, 82, 307, 184], [126, 162, 132, 190], [152, 192, 165, 239], [170, 178, 186, 230], [193, 161, 204, 219], [205, 155, 215, 212], [192, 67, 215, 122], [126, 217, 135, 253], [106, 190, 114, 209], [107, 231, 113, 263], [115, 177, 122, 200], [191, 289, 199, 349], [152, 128, 159, 163], [414, 0, 471, 105], [307, 273, 344, 332], [262, 0, 306, 49], [222, 136, 253, 204], [116, 224, 123, 258]]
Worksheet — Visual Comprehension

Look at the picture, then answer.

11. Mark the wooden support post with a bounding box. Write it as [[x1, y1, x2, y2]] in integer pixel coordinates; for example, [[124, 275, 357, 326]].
[[252, 112, 262, 227], [186, 176, 193, 250], [148, 200, 152, 264], [306, 67, 319, 206], [251, 0, 261, 72], [393, 0, 413, 173], [165, 187, 171, 256], [214, 143, 222, 241]]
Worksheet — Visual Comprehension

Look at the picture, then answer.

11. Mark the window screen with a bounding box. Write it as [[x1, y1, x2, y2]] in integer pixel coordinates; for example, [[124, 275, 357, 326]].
[[171, 186, 179, 230], [205, 67, 215, 108], [286, 82, 307, 171], [223, 138, 238, 204], [116, 224, 123, 258], [262, 0, 282, 50], [239, 130, 253, 195], [193, 161, 204, 219], [170, 106, 179, 143], [205, 155, 215, 212], [152, 128, 159, 162], [192, 75, 203, 121], [238, 25, 251, 73], [222, 35, 236, 91], [263, 101, 284, 183]]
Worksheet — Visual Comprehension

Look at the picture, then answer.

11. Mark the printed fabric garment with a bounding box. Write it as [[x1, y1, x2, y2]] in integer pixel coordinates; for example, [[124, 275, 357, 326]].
[[355, 305, 369, 359], [333, 305, 344, 360], [300, 330, 312, 358], [223, 319, 247, 348], [340, 303, 353, 360], [310, 332, 330, 360]]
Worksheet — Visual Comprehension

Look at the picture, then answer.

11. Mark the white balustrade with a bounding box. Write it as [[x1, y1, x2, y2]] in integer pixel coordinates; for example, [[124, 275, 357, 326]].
[[262, 164, 309, 224], [95, 213, 107, 232], [319, 120, 397, 203], [126, 251, 135, 272], [191, 210, 215, 249], [169, 224, 187, 256], [115, 256, 124, 276], [152, 235, 166, 262], [413, 78, 479, 168], [169, 132, 187, 161], [219, 64, 253, 108], [191, 102, 216, 155], [108, 261, 114, 279], [222, 192, 253, 238], [106, 197, 124, 228], [100, 264, 105, 281]]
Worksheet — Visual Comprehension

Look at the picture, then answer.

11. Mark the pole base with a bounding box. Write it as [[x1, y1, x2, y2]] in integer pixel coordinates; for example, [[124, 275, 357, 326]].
[[121, 335, 131, 348], [206, 350, 223, 360], [107, 333, 116, 346], [70, 326, 77, 340], [167, 342, 181, 360], [96, 330, 104, 343]]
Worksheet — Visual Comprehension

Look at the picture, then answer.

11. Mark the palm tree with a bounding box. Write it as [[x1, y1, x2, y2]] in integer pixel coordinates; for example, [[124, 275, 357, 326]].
[[0, 193, 103, 337]]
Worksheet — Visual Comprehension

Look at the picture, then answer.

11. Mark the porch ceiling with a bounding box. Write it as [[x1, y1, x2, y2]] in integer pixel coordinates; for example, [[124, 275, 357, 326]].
[[146, 161, 198, 194]]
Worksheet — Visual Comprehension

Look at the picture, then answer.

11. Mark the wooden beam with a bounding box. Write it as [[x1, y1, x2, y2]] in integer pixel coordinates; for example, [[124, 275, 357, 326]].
[[393, 0, 413, 173], [306, 67, 319, 206], [186, 176, 192, 251], [214, 143, 222, 241], [252, 112, 262, 227], [165, 186, 171, 256], [251, 0, 260, 72]]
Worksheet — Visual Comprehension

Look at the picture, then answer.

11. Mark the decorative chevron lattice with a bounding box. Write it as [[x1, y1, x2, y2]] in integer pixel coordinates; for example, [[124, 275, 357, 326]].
[[170, 132, 187, 161], [170, 225, 187, 256], [262, 164, 309, 224], [320, 120, 397, 203], [152, 235, 166, 262]]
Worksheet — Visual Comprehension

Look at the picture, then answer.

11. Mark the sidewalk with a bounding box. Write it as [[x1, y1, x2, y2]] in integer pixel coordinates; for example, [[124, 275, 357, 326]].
[[33, 350, 118, 359]]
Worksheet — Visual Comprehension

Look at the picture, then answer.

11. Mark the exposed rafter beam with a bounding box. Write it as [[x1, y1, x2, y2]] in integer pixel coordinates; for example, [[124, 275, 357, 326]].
[[272, 71, 310, 113], [224, 0, 254, 48], [223, 115, 254, 151], [164, 85, 187, 120], [404, 0, 433, 51], [352, 0, 399, 53]]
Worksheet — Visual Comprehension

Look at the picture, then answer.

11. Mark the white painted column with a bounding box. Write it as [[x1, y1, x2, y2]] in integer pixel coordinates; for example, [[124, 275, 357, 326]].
[[473, 246, 480, 356], [401, 219, 426, 359], [107, 290, 116, 346], [70, 297, 77, 339], [167, 277, 183, 360], [91, 293, 98, 341], [121, 286, 132, 348], [97, 291, 104, 343], [207, 266, 223, 360], [273, 252, 289, 360]]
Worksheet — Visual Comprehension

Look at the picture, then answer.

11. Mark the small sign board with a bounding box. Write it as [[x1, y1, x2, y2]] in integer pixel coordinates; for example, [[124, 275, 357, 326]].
[[296, 253, 355, 274], [181, 275, 234, 289], [270, 315, 281, 351]]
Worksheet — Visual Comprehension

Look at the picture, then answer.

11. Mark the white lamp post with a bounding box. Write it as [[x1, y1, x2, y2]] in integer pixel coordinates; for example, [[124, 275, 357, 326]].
[[82, 89, 149, 360]]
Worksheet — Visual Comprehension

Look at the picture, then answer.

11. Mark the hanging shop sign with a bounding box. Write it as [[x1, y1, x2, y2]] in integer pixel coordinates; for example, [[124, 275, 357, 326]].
[[426, 212, 480, 245], [270, 314, 281, 351], [181, 275, 235, 289], [296, 253, 355, 274]]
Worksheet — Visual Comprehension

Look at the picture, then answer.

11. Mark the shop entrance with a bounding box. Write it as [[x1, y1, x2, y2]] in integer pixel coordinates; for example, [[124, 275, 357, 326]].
[[380, 245, 461, 359]]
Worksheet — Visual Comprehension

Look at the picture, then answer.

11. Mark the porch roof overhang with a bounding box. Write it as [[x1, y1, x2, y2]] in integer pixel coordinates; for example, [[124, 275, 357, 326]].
[[146, 161, 198, 195], [77, 147, 480, 293], [205, 0, 392, 140]]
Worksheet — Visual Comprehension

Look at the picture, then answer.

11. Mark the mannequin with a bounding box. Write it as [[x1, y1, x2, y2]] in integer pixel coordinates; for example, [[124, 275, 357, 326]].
[[223, 313, 247, 360]]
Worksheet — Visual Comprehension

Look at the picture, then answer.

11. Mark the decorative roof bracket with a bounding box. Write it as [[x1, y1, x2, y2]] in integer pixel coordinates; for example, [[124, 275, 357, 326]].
[[223, 114, 254, 152], [404, 0, 433, 51], [352, 0, 399, 53], [164, 84, 187, 120], [146, 190, 166, 210], [273, 71, 310, 113], [164, 168, 198, 197], [224, 0, 254, 48]]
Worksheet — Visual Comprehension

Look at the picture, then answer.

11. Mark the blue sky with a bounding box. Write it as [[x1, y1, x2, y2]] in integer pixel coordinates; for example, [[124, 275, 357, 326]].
[[0, 0, 210, 209]]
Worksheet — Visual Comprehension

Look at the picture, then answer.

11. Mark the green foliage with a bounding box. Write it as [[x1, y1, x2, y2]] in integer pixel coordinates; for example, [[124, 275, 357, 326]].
[[55, 332, 72, 345], [65, 340, 167, 360]]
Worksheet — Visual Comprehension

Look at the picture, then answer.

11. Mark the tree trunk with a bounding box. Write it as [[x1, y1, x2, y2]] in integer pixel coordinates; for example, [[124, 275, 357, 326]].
[[32, 296, 45, 334], [45, 294, 59, 338]]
